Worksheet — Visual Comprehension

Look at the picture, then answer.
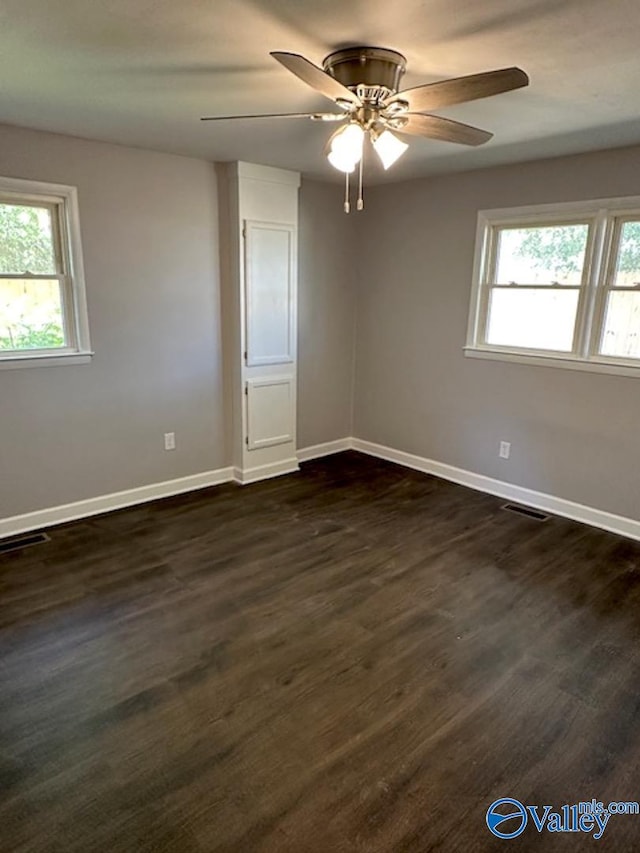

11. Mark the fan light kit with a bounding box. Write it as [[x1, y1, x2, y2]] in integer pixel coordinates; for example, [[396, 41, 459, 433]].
[[202, 46, 529, 212]]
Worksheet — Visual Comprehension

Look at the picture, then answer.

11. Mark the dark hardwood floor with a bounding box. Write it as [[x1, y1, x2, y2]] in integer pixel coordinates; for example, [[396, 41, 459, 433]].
[[1, 451, 640, 852]]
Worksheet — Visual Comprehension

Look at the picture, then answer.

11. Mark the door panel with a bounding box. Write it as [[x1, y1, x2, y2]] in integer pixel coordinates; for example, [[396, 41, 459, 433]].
[[244, 220, 294, 366], [246, 376, 294, 450]]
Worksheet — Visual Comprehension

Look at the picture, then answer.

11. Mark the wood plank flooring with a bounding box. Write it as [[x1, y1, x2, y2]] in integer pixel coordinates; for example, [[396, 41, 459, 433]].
[[1, 451, 640, 852]]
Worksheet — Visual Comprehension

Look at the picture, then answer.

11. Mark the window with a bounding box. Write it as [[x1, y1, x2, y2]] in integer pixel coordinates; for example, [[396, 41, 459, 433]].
[[466, 197, 640, 376], [599, 218, 640, 360], [0, 176, 91, 368]]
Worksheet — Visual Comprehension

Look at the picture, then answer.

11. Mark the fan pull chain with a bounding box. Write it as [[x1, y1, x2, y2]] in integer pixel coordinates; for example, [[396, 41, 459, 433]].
[[344, 171, 350, 214], [357, 147, 364, 211]]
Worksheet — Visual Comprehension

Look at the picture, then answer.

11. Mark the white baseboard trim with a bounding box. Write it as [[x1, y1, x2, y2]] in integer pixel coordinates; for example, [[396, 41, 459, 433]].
[[352, 437, 640, 542], [3, 437, 637, 544], [297, 438, 352, 462], [234, 458, 300, 486], [0, 467, 234, 540]]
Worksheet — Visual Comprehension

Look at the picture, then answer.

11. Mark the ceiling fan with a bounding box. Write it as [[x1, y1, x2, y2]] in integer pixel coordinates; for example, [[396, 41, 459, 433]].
[[201, 47, 529, 212]]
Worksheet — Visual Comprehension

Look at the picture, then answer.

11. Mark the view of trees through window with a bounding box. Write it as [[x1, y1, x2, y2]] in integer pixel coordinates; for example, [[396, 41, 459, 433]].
[[488, 224, 588, 351], [602, 220, 640, 358], [487, 220, 640, 358], [0, 202, 65, 351], [497, 223, 589, 285], [613, 220, 640, 284]]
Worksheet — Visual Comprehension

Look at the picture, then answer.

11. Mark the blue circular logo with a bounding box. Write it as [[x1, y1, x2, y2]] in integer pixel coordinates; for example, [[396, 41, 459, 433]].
[[486, 798, 528, 839]]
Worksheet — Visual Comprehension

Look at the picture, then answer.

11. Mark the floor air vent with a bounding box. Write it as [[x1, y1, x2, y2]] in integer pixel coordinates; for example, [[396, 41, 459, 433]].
[[0, 532, 51, 554], [501, 503, 549, 522]]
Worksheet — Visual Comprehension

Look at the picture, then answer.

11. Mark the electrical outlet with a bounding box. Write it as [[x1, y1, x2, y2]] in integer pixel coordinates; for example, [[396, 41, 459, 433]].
[[164, 432, 176, 451], [499, 440, 511, 460]]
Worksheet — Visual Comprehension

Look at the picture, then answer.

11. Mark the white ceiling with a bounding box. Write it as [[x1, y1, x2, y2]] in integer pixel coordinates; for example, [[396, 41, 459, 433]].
[[2, 0, 640, 183]]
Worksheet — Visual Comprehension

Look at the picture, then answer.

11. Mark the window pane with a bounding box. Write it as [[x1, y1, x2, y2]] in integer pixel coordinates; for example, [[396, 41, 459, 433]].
[[612, 220, 640, 287], [600, 291, 640, 359], [0, 203, 57, 275], [486, 288, 579, 351], [0, 279, 66, 351], [495, 224, 589, 285]]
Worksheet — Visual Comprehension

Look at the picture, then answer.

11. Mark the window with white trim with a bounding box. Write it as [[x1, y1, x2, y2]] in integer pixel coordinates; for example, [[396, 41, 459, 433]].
[[0, 176, 91, 368], [465, 197, 640, 376]]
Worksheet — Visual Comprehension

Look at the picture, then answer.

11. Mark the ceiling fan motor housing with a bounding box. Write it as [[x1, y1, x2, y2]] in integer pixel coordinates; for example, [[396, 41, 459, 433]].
[[323, 47, 407, 98]]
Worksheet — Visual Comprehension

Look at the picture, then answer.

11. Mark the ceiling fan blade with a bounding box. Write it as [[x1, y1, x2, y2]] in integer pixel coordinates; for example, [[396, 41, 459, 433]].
[[200, 112, 343, 121], [397, 114, 493, 146], [391, 67, 529, 112], [270, 51, 358, 106]]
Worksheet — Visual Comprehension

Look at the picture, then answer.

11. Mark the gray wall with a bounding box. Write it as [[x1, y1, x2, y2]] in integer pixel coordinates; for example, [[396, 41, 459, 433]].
[[0, 124, 226, 517], [297, 179, 356, 448], [4, 120, 639, 523], [0, 127, 357, 519], [354, 145, 640, 520]]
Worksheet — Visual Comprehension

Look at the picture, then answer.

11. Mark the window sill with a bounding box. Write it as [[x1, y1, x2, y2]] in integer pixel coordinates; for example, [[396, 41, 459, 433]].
[[464, 346, 640, 378], [0, 351, 94, 370]]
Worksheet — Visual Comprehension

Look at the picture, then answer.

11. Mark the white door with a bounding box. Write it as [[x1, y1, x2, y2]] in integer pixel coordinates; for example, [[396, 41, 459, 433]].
[[244, 220, 295, 366], [246, 376, 294, 450]]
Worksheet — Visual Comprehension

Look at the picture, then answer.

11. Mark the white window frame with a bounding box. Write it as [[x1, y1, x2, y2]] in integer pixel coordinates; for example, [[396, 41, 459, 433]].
[[0, 175, 92, 369], [465, 196, 640, 378]]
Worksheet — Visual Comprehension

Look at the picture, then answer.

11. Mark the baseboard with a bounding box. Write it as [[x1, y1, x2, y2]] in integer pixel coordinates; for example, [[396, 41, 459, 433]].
[[0, 467, 234, 540], [234, 458, 300, 485], [297, 438, 352, 462], [352, 437, 640, 543], [3, 438, 637, 543]]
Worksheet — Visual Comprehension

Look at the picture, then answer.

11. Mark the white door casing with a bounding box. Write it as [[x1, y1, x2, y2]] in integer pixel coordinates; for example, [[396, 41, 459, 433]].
[[217, 162, 300, 482]]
